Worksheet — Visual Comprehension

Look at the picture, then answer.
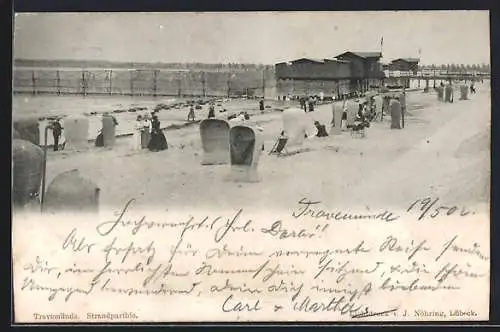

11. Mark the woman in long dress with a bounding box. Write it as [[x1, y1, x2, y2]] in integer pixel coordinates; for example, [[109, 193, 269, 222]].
[[147, 115, 168, 152], [141, 116, 151, 148], [132, 115, 143, 150]]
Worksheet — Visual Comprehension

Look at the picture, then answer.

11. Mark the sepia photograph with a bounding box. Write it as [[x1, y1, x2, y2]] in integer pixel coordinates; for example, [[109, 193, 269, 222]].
[[11, 11, 491, 323]]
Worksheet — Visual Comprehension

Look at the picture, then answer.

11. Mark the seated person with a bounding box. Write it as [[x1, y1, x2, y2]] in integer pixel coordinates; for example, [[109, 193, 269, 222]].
[[356, 102, 368, 121], [314, 121, 329, 137]]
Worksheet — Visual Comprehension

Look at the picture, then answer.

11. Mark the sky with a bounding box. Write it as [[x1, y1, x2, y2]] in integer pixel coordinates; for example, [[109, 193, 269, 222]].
[[13, 11, 490, 66]]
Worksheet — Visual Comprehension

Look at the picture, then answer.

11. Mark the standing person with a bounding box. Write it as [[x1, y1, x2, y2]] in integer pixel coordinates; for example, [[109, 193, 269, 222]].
[[341, 96, 348, 129], [356, 101, 365, 121], [148, 115, 168, 152], [390, 97, 402, 129], [308, 97, 314, 112], [207, 104, 216, 119], [400, 89, 406, 128], [50, 118, 63, 151], [448, 82, 454, 103], [470, 82, 476, 94], [132, 115, 143, 150], [259, 99, 265, 111], [141, 115, 152, 149], [187, 105, 196, 122]]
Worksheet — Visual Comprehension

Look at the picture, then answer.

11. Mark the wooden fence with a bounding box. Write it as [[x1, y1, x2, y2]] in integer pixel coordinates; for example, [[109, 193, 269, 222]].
[[13, 68, 277, 98]]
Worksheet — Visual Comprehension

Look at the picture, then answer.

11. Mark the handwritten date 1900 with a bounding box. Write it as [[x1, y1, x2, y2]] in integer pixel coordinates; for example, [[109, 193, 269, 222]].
[[407, 197, 474, 221]]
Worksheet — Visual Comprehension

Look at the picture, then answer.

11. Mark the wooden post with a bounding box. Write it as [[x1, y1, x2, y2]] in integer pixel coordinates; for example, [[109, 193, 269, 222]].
[[130, 70, 135, 96], [56, 70, 61, 95], [41, 125, 50, 208], [177, 74, 182, 97], [262, 69, 266, 99], [81, 70, 87, 96], [31, 70, 37, 95], [109, 70, 113, 95], [227, 72, 231, 98], [202, 71, 206, 97], [153, 70, 158, 97]]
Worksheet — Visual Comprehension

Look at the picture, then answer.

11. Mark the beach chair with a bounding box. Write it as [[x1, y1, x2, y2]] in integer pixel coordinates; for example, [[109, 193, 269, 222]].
[[269, 137, 289, 156], [349, 122, 368, 138]]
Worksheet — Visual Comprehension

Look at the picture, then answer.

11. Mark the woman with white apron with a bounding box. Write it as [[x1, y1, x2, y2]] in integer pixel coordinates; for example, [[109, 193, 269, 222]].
[[131, 115, 143, 150], [141, 116, 152, 148]]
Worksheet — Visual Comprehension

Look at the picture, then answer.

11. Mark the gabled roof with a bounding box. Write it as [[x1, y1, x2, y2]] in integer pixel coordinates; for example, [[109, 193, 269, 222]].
[[276, 57, 352, 66], [325, 59, 350, 64], [335, 51, 383, 60], [291, 58, 325, 64], [392, 58, 420, 63]]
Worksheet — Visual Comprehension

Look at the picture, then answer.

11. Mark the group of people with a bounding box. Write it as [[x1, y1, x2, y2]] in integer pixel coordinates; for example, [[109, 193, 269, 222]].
[[299, 96, 318, 113], [187, 103, 220, 121], [356, 96, 378, 123], [133, 113, 168, 152]]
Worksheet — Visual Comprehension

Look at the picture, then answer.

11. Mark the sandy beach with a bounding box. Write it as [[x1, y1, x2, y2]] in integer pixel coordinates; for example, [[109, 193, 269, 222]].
[[35, 82, 490, 212]]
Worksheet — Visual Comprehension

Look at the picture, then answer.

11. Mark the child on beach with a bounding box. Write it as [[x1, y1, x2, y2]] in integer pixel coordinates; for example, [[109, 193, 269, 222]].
[[187, 105, 196, 122], [208, 104, 216, 118]]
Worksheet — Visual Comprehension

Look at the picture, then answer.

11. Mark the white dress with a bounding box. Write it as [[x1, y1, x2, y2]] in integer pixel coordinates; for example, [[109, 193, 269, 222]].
[[132, 120, 142, 150]]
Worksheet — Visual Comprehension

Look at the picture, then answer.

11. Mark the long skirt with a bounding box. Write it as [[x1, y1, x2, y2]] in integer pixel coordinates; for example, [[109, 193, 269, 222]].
[[148, 131, 168, 151], [390, 102, 402, 129], [131, 130, 142, 150], [141, 130, 151, 149]]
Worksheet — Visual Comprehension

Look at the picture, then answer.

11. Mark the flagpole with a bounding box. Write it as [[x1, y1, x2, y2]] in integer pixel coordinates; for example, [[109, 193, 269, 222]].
[[380, 37, 384, 89]]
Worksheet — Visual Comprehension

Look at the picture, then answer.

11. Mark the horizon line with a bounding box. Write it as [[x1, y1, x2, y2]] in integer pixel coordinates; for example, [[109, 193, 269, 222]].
[[13, 57, 491, 67]]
